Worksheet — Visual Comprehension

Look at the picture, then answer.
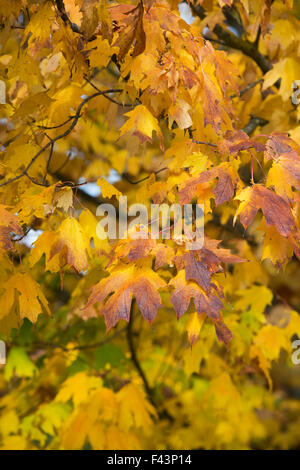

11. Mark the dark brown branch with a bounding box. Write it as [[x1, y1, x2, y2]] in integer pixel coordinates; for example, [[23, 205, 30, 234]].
[[231, 78, 263, 99], [122, 167, 168, 185], [202, 35, 226, 46], [189, 1, 272, 75], [44, 142, 54, 181], [0, 89, 123, 188], [127, 306, 154, 402], [188, 129, 218, 147], [54, 0, 82, 34], [127, 304, 174, 421], [213, 24, 272, 74], [84, 75, 136, 107], [23, 170, 48, 187], [37, 115, 75, 130], [242, 115, 268, 135], [254, 26, 261, 49], [53, 151, 72, 174]]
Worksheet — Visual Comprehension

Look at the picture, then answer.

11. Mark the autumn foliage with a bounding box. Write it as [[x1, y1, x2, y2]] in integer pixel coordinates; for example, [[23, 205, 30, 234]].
[[1, 0, 300, 450]]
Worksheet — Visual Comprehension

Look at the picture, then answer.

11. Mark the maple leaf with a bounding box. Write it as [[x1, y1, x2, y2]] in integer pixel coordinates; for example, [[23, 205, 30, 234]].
[[85, 266, 166, 329], [176, 239, 244, 293], [79, 209, 110, 254], [0, 272, 50, 324], [184, 251, 211, 292], [169, 271, 232, 345], [109, 2, 146, 59], [235, 184, 296, 237], [186, 311, 206, 346], [4, 347, 37, 381], [0, 205, 23, 252], [31, 217, 90, 274], [120, 105, 164, 151], [108, 236, 156, 265], [16, 185, 56, 224], [200, 73, 224, 132], [263, 57, 300, 101], [97, 178, 122, 199], [178, 163, 240, 206], [261, 224, 293, 266], [51, 218, 89, 273], [169, 270, 223, 320], [88, 37, 119, 69], [265, 133, 300, 197], [55, 372, 102, 407], [2, 0, 300, 452], [117, 384, 156, 432], [217, 130, 265, 157]]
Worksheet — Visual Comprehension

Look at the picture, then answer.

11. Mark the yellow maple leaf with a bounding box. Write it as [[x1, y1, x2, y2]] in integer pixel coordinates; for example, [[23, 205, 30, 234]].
[[0, 273, 50, 324], [79, 208, 110, 253], [263, 57, 300, 101], [117, 384, 156, 433], [120, 105, 164, 151], [55, 372, 102, 407], [97, 178, 122, 200], [88, 37, 119, 69], [186, 311, 206, 346]]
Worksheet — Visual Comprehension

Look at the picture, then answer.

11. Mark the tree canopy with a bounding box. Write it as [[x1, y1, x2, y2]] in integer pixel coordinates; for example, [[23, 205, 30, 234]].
[[0, 0, 300, 450]]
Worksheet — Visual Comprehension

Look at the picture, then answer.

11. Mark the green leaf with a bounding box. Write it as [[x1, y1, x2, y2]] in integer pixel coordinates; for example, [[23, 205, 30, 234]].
[[4, 347, 37, 381]]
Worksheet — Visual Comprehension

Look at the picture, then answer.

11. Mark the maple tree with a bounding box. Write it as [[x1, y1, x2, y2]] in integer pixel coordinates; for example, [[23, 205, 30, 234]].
[[1, 0, 300, 450]]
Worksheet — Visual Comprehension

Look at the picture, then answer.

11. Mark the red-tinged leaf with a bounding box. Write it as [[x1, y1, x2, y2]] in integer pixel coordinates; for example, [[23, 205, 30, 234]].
[[84, 266, 166, 330], [201, 41, 239, 97], [201, 73, 223, 132], [169, 270, 223, 320], [178, 164, 238, 205], [203, 237, 246, 265], [0, 205, 23, 252], [265, 133, 300, 189], [109, 2, 145, 59], [214, 319, 233, 347], [264, 132, 300, 162], [184, 251, 211, 292], [217, 130, 265, 156], [213, 171, 235, 206], [179, 240, 245, 293], [235, 184, 296, 237]]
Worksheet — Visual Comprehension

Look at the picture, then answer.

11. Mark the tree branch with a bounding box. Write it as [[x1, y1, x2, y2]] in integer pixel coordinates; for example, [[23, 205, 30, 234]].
[[10, 326, 128, 353], [231, 78, 263, 99], [0, 89, 123, 188], [127, 306, 154, 402], [189, 1, 272, 74], [54, 0, 82, 34], [122, 167, 168, 185], [242, 115, 268, 135]]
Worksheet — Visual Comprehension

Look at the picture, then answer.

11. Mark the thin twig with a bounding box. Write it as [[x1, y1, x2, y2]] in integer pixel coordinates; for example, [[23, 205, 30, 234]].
[[231, 78, 263, 99], [54, 0, 82, 34], [37, 115, 75, 130], [122, 167, 168, 185], [44, 142, 54, 181], [54, 151, 72, 174], [189, 1, 273, 75], [84, 75, 136, 107], [0, 89, 123, 188], [12, 326, 128, 353], [188, 128, 217, 147]]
